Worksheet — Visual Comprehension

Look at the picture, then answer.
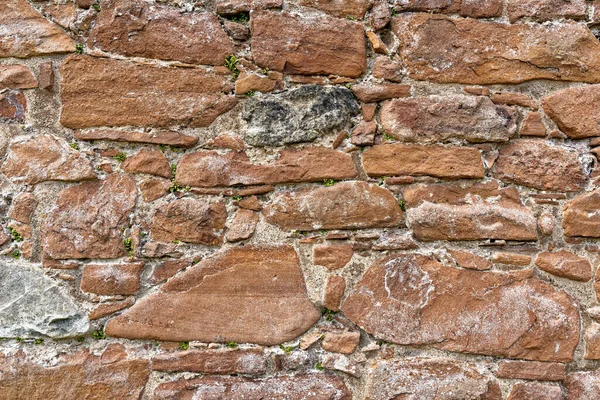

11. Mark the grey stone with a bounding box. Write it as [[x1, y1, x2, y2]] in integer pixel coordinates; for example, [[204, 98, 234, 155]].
[[0, 262, 89, 338], [243, 85, 360, 147]]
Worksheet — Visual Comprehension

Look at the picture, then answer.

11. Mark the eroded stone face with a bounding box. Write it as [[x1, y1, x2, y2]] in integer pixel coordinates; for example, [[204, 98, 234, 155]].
[[105, 246, 320, 345], [563, 190, 600, 237], [494, 140, 586, 192], [89, 0, 233, 65], [1, 135, 96, 185], [342, 254, 580, 361], [0, 262, 88, 338], [0, 0, 75, 58], [380, 95, 517, 143], [542, 84, 600, 139], [176, 147, 357, 187], [153, 374, 351, 399], [42, 174, 137, 260], [364, 358, 502, 400], [242, 85, 360, 146], [393, 0, 502, 17], [251, 11, 367, 78], [60, 55, 237, 129], [0, 347, 149, 399], [392, 14, 600, 84], [150, 198, 226, 245], [507, 0, 586, 22], [263, 181, 403, 231]]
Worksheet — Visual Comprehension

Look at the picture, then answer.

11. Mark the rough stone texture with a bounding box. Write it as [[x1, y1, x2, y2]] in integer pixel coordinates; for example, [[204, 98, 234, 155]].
[[563, 190, 600, 237], [8, 193, 38, 224], [392, 14, 600, 84], [322, 332, 360, 354], [0, 91, 27, 120], [242, 85, 359, 146], [0, 65, 38, 89], [89, 297, 135, 320], [122, 149, 171, 178], [1, 135, 96, 185], [299, 0, 372, 18], [380, 95, 517, 143], [585, 323, 600, 360], [324, 275, 346, 311], [80, 263, 144, 296], [0, 348, 150, 399], [89, 0, 233, 65], [364, 358, 502, 400], [0, 0, 75, 57], [42, 174, 137, 260], [542, 85, 600, 139], [507, 0, 586, 22], [226, 209, 259, 242], [521, 112, 547, 137], [154, 374, 351, 399], [0, 262, 88, 338], [507, 382, 565, 400], [535, 251, 592, 281], [363, 144, 484, 179], [342, 254, 579, 361], [351, 83, 411, 103], [150, 198, 227, 245], [105, 246, 320, 344], [494, 140, 586, 192], [60, 55, 237, 129], [405, 181, 538, 241], [564, 371, 600, 399], [314, 244, 354, 270], [446, 250, 492, 271], [251, 11, 366, 78], [495, 360, 566, 381], [216, 0, 283, 14], [263, 181, 403, 230], [74, 129, 198, 148], [176, 147, 356, 187], [152, 349, 268, 375]]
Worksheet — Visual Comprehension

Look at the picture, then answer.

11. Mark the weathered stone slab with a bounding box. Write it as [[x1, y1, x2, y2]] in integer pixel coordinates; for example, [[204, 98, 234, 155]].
[[0, 262, 88, 338], [60, 55, 237, 129], [392, 14, 600, 84], [42, 174, 137, 259], [263, 181, 403, 230], [543, 85, 600, 139], [89, 0, 233, 65], [342, 254, 579, 361], [105, 246, 320, 345], [242, 85, 359, 146], [563, 190, 600, 237], [152, 349, 267, 375]]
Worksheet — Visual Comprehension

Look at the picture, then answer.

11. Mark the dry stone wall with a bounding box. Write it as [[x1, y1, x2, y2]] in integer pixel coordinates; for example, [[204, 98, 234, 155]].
[[3, 0, 600, 398]]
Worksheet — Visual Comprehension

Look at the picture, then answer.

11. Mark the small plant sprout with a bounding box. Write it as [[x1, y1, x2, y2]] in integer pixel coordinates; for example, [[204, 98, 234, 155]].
[[315, 362, 324, 371], [398, 199, 406, 212], [319, 229, 328, 236], [75, 44, 84, 54], [92, 2, 101, 11], [262, 67, 270, 74], [34, 338, 44, 345], [226, 341, 238, 348], [323, 179, 336, 187], [172, 239, 180, 244], [231, 195, 242, 201], [280, 344, 294, 354], [383, 133, 394, 141], [10, 249, 21, 259], [230, 12, 249, 24], [123, 237, 133, 257], [245, 90, 256, 97], [92, 328, 106, 340], [347, 16, 357, 21], [178, 341, 190, 350], [391, 6, 398, 16], [15, 337, 23, 343], [378, 176, 386, 186], [321, 307, 337, 321], [113, 152, 127, 162], [225, 55, 240, 80], [69, 142, 80, 150], [7, 226, 22, 242], [76, 337, 85, 343]]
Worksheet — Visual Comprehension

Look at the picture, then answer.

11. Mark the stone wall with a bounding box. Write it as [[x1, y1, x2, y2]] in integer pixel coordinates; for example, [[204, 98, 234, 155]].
[[1, 0, 600, 398]]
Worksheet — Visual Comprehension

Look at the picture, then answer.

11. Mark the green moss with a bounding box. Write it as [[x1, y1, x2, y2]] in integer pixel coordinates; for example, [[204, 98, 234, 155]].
[[321, 307, 337, 321], [92, 3, 101, 11], [69, 142, 80, 150], [92, 328, 106, 340], [10, 249, 21, 259], [123, 237, 133, 257], [225, 55, 240, 81], [226, 341, 238, 348], [33, 338, 44, 345], [279, 344, 295, 354], [113, 152, 127, 162], [178, 341, 189, 350], [398, 199, 406, 212], [323, 179, 336, 187], [315, 362, 324, 371], [230, 12, 249, 24], [75, 44, 84, 54], [7, 226, 22, 242]]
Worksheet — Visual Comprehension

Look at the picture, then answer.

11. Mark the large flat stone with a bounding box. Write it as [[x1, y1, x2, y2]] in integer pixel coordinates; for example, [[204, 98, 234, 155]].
[[89, 0, 233, 65], [392, 14, 600, 84], [380, 95, 517, 143], [542, 84, 600, 139], [263, 181, 403, 231], [563, 190, 600, 237], [0, 0, 75, 58], [0, 262, 88, 338], [42, 174, 137, 259], [105, 246, 320, 345], [342, 254, 580, 361], [60, 55, 237, 129], [176, 147, 357, 187], [242, 85, 359, 146]]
